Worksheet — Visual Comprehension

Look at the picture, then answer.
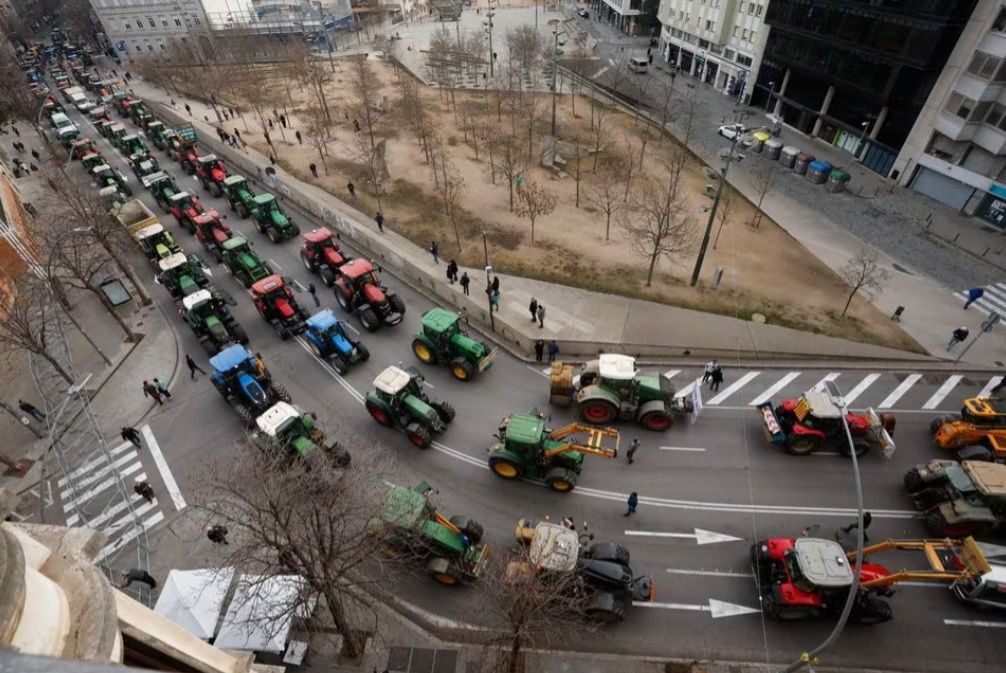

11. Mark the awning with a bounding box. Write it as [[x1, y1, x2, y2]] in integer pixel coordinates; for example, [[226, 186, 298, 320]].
[[153, 568, 234, 640], [213, 574, 311, 652]]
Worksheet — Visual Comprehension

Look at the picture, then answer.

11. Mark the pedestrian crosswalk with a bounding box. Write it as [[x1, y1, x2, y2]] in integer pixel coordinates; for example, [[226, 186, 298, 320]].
[[956, 283, 1006, 316], [54, 425, 180, 563]]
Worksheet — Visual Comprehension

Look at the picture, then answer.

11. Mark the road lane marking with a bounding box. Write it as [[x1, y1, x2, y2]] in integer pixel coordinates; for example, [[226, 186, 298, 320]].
[[944, 619, 1006, 628], [663, 369, 680, 379], [294, 279, 308, 291], [842, 373, 880, 404], [747, 372, 799, 406], [626, 528, 741, 544], [67, 492, 147, 528], [527, 365, 550, 378], [269, 259, 283, 271], [877, 374, 922, 409], [142, 424, 186, 511], [633, 599, 760, 618], [96, 511, 165, 563], [659, 446, 706, 452], [674, 377, 703, 398], [811, 372, 840, 391], [343, 321, 360, 335], [667, 568, 752, 579], [295, 337, 365, 404], [62, 462, 142, 512], [592, 66, 610, 79], [59, 440, 134, 487], [922, 375, 963, 409], [707, 372, 760, 405], [978, 376, 1004, 398]]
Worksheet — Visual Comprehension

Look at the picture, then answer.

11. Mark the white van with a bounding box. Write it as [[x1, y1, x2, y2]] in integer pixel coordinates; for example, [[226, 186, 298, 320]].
[[628, 56, 649, 74]]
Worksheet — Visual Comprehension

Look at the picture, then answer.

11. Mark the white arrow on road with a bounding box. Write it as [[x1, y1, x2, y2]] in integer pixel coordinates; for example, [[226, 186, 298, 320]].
[[944, 618, 1006, 629], [625, 528, 742, 545], [633, 599, 760, 618]]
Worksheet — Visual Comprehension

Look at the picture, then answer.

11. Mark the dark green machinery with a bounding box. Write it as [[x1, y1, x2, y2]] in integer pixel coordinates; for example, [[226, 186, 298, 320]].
[[91, 164, 132, 196], [178, 287, 248, 355], [132, 223, 181, 261], [145, 120, 170, 150], [251, 401, 350, 466], [365, 365, 455, 448], [410, 308, 497, 382], [118, 133, 147, 157], [219, 235, 273, 288], [250, 193, 299, 242], [904, 459, 1006, 537], [142, 171, 180, 213], [223, 174, 256, 219], [156, 252, 208, 298]]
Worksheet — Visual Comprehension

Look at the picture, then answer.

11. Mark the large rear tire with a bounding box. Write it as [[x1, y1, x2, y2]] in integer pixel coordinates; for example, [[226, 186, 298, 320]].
[[449, 358, 475, 382], [231, 324, 249, 345], [639, 409, 672, 431], [360, 307, 380, 332], [366, 399, 392, 426], [580, 398, 617, 424], [448, 516, 484, 544], [785, 434, 821, 456], [388, 293, 406, 315], [407, 425, 432, 449], [924, 510, 951, 537], [412, 339, 436, 364], [271, 383, 291, 403], [432, 400, 455, 424], [320, 267, 335, 287], [903, 468, 925, 494], [356, 342, 370, 362], [544, 466, 577, 492]]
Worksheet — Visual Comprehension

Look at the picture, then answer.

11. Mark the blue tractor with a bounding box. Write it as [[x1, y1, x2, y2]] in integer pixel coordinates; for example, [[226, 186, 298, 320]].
[[303, 309, 370, 375], [209, 345, 291, 427]]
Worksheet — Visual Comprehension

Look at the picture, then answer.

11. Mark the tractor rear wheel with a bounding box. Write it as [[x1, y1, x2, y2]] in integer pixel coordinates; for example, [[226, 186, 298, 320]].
[[785, 434, 821, 455], [432, 400, 456, 424], [359, 307, 380, 332], [544, 467, 577, 492], [231, 324, 249, 345], [587, 542, 631, 567], [389, 293, 406, 315], [271, 383, 291, 402], [924, 510, 952, 537], [580, 399, 617, 424], [366, 400, 392, 426], [320, 267, 335, 287], [235, 404, 254, 428], [639, 409, 672, 431], [903, 469, 925, 494], [430, 561, 461, 586], [412, 339, 436, 364], [335, 287, 351, 311], [300, 251, 315, 272], [583, 593, 627, 623], [840, 440, 869, 458], [406, 425, 432, 449], [275, 323, 290, 341], [489, 457, 521, 480], [852, 596, 892, 625], [450, 358, 475, 382], [356, 342, 370, 362], [330, 356, 348, 375], [448, 516, 484, 544]]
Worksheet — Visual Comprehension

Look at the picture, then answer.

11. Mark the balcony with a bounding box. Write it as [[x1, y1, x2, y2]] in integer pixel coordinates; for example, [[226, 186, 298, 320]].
[[934, 111, 976, 142]]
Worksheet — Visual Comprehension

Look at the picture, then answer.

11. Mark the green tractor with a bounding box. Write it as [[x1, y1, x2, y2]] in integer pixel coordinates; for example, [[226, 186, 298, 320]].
[[118, 133, 147, 157], [550, 354, 693, 431], [411, 308, 497, 382], [91, 164, 132, 196], [143, 171, 181, 213], [222, 174, 256, 218], [219, 235, 273, 288], [133, 223, 182, 261], [487, 413, 620, 492], [365, 365, 455, 449], [156, 251, 208, 298], [178, 287, 249, 355], [252, 401, 351, 467], [250, 194, 299, 242], [374, 482, 489, 586], [145, 120, 170, 149]]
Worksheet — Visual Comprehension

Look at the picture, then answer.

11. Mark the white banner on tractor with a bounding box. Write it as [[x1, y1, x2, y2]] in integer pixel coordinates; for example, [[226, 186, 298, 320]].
[[692, 384, 703, 420]]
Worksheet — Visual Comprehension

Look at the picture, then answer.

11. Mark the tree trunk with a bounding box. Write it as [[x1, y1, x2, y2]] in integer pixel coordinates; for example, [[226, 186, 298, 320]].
[[324, 587, 362, 658], [530, 217, 535, 244], [41, 351, 73, 384], [508, 632, 522, 673], [645, 251, 659, 287], [605, 211, 611, 241], [842, 288, 857, 316]]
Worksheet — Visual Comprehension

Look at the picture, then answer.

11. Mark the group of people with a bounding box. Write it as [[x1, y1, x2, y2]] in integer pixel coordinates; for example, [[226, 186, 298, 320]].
[[533, 338, 559, 363], [702, 359, 725, 391]]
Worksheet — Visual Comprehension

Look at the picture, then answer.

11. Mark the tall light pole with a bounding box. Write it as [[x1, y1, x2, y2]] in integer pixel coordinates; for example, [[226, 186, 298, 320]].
[[485, 0, 496, 78], [856, 116, 873, 160], [482, 231, 495, 332], [690, 135, 743, 286], [550, 20, 559, 136], [764, 80, 775, 112]]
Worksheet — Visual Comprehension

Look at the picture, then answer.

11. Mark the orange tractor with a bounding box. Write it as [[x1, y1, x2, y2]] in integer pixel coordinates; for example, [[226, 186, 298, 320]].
[[930, 396, 1006, 462]]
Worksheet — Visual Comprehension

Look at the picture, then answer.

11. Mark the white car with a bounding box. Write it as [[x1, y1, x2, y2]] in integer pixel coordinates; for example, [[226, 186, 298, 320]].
[[717, 123, 748, 140], [76, 100, 96, 113], [576, 7, 589, 18]]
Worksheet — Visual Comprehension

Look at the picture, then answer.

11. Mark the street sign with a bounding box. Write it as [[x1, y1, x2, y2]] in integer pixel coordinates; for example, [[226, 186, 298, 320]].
[[175, 123, 197, 142], [982, 311, 1001, 333]]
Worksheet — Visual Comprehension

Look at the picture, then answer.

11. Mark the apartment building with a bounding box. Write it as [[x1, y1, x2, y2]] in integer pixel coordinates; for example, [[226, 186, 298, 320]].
[[592, 0, 643, 36], [88, 0, 213, 61], [894, 1, 1006, 227], [657, 0, 770, 102]]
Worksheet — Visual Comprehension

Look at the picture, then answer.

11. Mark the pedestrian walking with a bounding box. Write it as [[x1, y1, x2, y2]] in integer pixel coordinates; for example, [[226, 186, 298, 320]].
[[309, 162, 318, 178], [534, 338, 545, 363], [142, 380, 163, 405], [268, 153, 276, 165], [626, 438, 640, 465], [490, 289, 501, 312], [536, 304, 546, 328], [547, 340, 559, 362], [120, 567, 157, 590], [153, 378, 172, 400], [964, 287, 985, 309], [223, 110, 230, 121], [184, 103, 192, 115], [18, 399, 45, 421], [491, 275, 500, 293], [229, 107, 236, 118], [280, 114, 287, 128], [947, 326, 970, 351], [170, 98, 176, 107], [375, 210, 384, 233], [207, 524, 230, 545], [12, 125, 19, 137], [624, 492, 639, 517], [134, 477, 155, 504], [447, 259, 458, 283], [459, 272, 470, 295], [29, 164, 37, 172], [185, 354, 206, 379], [529, 297, 538, 322], [353, 119, 361, 132], [347, 182, 357, 200], [268, 118, 274, 130], [308, 282, 320, 307], [710, 365, 724, 392], [429, 240, 439, 264], [295, 130, 303, 145], [121, 426, 142, 448], [702, 359, 717, 384]]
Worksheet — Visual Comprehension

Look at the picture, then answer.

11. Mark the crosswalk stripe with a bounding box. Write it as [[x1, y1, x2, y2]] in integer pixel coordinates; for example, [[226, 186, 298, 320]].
[[957, 292, 992, 316], [708, 372, 760, 405], [62, 462, 142, 513], [65, 451, 139, 494], [994, 282, 1006, 294], [58, 441, 135, 487], [103, 500, 159, 534], [811, 372, 840, 392], [922, 375, 963, 410], [95, 511, 165, 563], [877, 374, 922, 409], [978, 376, 1004, 398], [748, 372, 800, 406], [67, 491, 146, 528], [976, 290, 1006, 313], [675, 377, 703, 399], [842, 373, 881, 404], [663, 369, 680, 379]]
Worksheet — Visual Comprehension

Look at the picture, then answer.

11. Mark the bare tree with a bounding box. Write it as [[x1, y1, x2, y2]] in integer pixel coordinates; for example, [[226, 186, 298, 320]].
[[712, 184, 735, 250], [838, 249, 891, 317], [621, 176, 696, 286], [437, 154, 466, 252], [584, 160, 626, 241], [514, 181, 557, 244], [349, 56, 383, 152], [301, 104, 335, 175], [352, 132, 388, 212], [0, 41, 47, 133], [0, 273, 73, 384], [589, 97, 612, 171], [750, 161, 777, 229], [496, 134, 527, 212]]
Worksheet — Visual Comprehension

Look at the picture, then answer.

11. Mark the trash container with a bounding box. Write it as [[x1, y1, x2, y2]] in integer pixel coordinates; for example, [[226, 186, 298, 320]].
[[806, 160, 833, 184], [780, 145, 800, 169], [794, 152, 815, 175], [826, 168, 851, 193], [748, 130, 771, 153], [764, 139, 783, 160]]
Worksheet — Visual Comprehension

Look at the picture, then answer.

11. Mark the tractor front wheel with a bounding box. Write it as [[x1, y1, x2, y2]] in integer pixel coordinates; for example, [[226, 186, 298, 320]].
[[231, 324, 249, 345], [366, 400, 392, 427], [388, 293, 406, 316], [209, 182, 222, 197], [785, 434, 821, 456], [639, 409, 672, 431], [924, 510, 952, 537], [319, 267, 335, 287], [275, 323, 290, 341], [432, 400, 455, 424], [450, 358, 475, 382], [412, 339, 436, 364], [355, 342, 370, 362], [330, 356, 348, 376], [544, 466, 577, 492], [580, 399, 617, 424], [903, 468, 925, 494], [271, 383, 291, 402], [490, 458, 521, 480], [300, 251, 315, 272], [852, 596, 892, 625], [359, 307, 380, 332], [406, 425, 432, 449]]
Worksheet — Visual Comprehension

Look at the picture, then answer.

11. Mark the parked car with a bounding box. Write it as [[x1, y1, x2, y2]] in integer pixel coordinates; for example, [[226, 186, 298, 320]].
[[576, 7, 589, 18], [718, 123, 748, 140]]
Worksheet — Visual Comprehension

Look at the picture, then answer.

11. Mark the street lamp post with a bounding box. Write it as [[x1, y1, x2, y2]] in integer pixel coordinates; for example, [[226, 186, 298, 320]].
[[690, 135, 742, 286], [550, 22, 559, 137], [764, 80, 775, 113], [856, 117, 873, 160], [485, 1, 496, 78], [482, 231, 495, 332]]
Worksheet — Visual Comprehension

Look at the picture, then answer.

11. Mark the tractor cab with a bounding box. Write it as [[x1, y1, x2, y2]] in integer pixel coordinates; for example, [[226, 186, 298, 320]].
[[780, 391, 846, 438], [251, 274, 306, 338], [108, 122, 126, 144], [251, 274, 294, 305], [80, 151, 104, 172], [157, 252, 205, 297], [168, 191, 202, 215], [91, 164, 128, 191], [763, 389, 896, 457], [145, 120, 166, 140], [196, 154, 226, 178], [57, 126, 80, 147], [88, 106, 109, 124], [254, 401, 317, 457], [305, 309, 352, 350], [118, 133, 146, 156], [141, 170, 173, 192], [499, 413, 555, 461], [193, 210, 229, 239], [371, 366, 440, 430], [341, 258, 382, 290], [209, 344, 268, 402], [69, 137, 95, 160], [302, 227, 351, 274], [128, 152, 159, 179], [134, 223, 180, 260]]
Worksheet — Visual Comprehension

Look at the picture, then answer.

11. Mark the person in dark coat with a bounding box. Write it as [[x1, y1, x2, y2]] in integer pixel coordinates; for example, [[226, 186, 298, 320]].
[[624, 492, 639, 516], [18, 399, 45, 421], [710, 365, 724, 392], [529, 297, 538, 321], [546, 340, 559, 362], [207, 524, 230, 545], [459, 272, 470, 295], [534, 339, 544, 363], [121, 426, 141, 448]]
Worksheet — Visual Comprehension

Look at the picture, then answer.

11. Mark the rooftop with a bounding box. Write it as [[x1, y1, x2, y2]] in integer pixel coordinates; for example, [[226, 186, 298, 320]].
[[181, 288, 212, 310], [373, 366, 413, 395], [255, 401, 299, 437]]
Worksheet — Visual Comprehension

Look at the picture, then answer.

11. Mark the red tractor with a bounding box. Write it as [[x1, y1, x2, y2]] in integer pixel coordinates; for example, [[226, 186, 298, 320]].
[[300, 227, 352, 287], [167, 191, 205, 234], [758, 389, 896, 457], [333, 259, 405, 332], [176, 140, 200, 174], [195, 154, 228, 197], [192, 210, 232, 262], [251, 275, 308, 340]]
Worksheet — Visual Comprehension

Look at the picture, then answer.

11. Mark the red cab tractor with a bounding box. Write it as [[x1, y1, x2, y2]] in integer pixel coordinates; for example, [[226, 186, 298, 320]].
[[192, 210, 232, 262], [333, 259, 405, 332], [758, 389, 896, 457], [176, 140, 200, 174], [195, 154, 228, 197], [300, 227, 352, 287], [167, 191, 205, 234], [251, 275, 308, 340]]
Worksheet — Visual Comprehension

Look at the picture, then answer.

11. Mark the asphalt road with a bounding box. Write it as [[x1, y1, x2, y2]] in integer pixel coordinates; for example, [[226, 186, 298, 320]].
[[55, 94, 1006, 673]]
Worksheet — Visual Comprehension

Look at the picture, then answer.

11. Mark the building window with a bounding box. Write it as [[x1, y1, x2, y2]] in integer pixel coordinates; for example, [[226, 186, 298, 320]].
[[124, 23, 131, 30], [162, 19, 168, 27], [737, 54, 753, 67], [136, 20, 143, 29], [974, 100, 994, 121], [148, 18, 155, 27], [136, 45, 142, 52], [756, 4, 763, 16], [742, 29, 751, 41], [733, 26, 739, 37], [724, 49, 735, 60], [705, 19, 714, 31], [968, 52, 1004, 80], [699, 39, 710, 49], [175, 18, 182, 26], [986, 103, 1006, 127], [993, 7, 1006, 33], [160, 43, 166, 50], [945, 92, 977, 120]]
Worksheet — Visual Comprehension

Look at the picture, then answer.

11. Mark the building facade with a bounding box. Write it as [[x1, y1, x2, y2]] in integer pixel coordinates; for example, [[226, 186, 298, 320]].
[[591, 0, 643, 36], [753, 0, 978, 177], [0, 159, 35, 305], [88, 0, 213, 61], [893, 1, 1006, 227], [657, 0, 770, 103]]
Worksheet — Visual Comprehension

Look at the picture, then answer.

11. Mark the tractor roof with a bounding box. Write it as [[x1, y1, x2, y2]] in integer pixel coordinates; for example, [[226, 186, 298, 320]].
[[109, 122, 124, 131], [963, 461, 1006, 496], [801, 390, 841, 419], [420, 307, 459, 333], [221, 235, 248, 250], [255, 401, 300, 437], [793, 538, 854, 588], [303, 227, 334, 244], [158, 252, 188, 271], [91, 164, 110, 173], [340, 258, 374, 279], [168, 191, 191, 202], [528, 522, 579, 572], [208, 344, 253, 373], [81, 151, 99, 160], [134, 223, 164, 240], [253, 193, 275, 205], [193, 210, 220, 223], [379, 485, 428, 527], [142, 171, 167, 186], [121, 133, 137, 141], [98, 186, 118, 197], [505, 414, 545, 445], [250, 274, 285, 295], [147, 120, 163, 128], [373, 366, 413, 395], [306, 309, 338, 331], [223, 174, 246, 185], [181, 288, 212, 310], [598, 353, 636, 381], [197, 153, 218, 163]]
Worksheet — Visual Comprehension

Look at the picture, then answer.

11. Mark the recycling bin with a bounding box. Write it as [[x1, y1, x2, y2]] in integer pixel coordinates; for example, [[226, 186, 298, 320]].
[[826, 168, 851, 193], [794, 152, 815, 175], [748, 130, 771, 153], [764, 139, 783, 160], [806, 160, 833, 184], [780, 145, 801, 169]]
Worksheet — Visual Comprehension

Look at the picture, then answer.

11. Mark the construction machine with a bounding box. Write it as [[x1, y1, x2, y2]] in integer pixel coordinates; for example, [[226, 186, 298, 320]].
[[760, 389, 896, 457], [931, 396, 1006, 462], [904, 459, 1006, 536]]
